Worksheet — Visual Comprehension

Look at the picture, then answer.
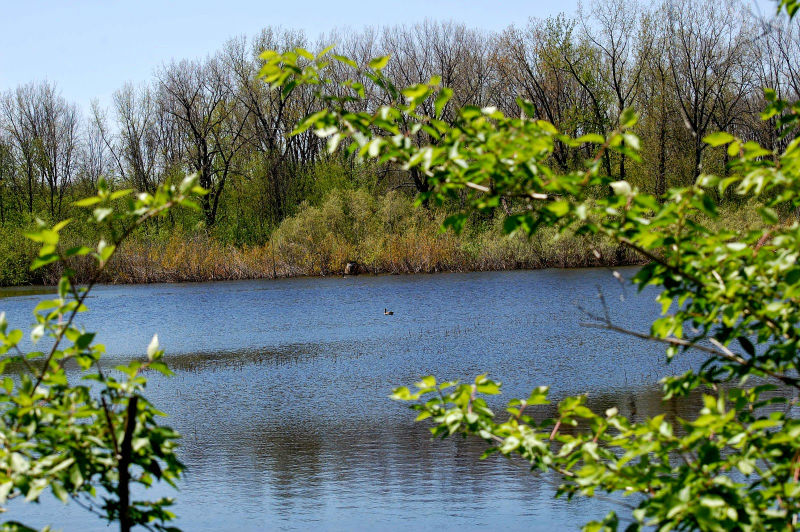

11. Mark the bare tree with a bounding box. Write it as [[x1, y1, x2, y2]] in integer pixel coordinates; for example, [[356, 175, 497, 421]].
[[95, 83, 164, 193], [1, 82, 80, 219], [77, 99, 111, 193], [746, 14, 800, 153], [494, 15, 595, 171], [2, 85, 41, 214], [0, 135, 12, 224], [666, 0, 751, 181], [580, 0, 652, 179], [638, 10, 677, 196], [157, 56, 249, 226], [224, 28, 324, 224]]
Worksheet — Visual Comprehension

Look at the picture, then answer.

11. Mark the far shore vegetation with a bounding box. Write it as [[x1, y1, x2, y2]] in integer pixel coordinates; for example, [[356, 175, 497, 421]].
[[1, 185, 646, 285]]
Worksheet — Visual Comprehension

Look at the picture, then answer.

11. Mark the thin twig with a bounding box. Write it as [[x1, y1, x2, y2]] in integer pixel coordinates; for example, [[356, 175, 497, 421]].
[[581, 321, 800, 389], [12, 344, 38, 377], [615, 235, 704, 286], [101, 395, 120, 458]]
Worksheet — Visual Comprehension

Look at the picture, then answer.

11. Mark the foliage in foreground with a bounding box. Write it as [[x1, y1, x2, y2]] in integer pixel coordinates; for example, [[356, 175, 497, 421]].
[[0, 177, 201, 530], [261, 8, 800, 529]]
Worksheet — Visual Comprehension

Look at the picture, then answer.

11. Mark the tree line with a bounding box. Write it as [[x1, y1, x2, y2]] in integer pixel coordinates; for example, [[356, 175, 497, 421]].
[[0, 0, 797, 240]]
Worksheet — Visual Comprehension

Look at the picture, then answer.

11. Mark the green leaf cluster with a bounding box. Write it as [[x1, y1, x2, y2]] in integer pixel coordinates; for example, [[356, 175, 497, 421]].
[[0, 175, 204, 530]]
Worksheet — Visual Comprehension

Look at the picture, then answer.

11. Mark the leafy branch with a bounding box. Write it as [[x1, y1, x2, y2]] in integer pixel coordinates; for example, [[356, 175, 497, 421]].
[[0, 173, 204, 530]]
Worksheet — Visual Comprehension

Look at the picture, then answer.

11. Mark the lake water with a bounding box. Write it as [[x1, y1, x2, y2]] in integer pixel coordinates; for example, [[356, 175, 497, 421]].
[[0, 268, 707, 531]]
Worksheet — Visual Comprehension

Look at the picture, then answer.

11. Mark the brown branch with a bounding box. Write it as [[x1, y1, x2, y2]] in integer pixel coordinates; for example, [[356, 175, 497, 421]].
[[549, 419, 562, 440], [100, 395, 119, 459], [581, 321, 800, 389], [615, 235, 704, 287]]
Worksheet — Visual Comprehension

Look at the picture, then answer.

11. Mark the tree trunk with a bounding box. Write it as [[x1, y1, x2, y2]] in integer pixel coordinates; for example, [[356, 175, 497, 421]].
[[693, 140, 703, 184], [657, 122, 667, 198]]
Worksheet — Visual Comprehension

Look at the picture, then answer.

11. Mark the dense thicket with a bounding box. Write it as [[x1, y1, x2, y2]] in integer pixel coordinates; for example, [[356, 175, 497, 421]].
[[0, 0, 796, 253]]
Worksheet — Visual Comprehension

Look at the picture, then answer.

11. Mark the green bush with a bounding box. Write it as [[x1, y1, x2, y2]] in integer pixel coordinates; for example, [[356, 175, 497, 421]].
[[0, 226, 38, 286]]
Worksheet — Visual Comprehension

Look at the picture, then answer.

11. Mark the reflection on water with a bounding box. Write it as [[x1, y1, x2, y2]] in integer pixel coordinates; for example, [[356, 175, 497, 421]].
[[1, 269, 719, 530]]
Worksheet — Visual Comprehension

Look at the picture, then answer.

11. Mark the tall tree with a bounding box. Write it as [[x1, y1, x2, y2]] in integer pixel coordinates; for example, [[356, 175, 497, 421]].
[[1, 82, 80, 219], [97, 84, 163, 193], [637, 11, 677, 196], [158, 57, 248, 226], [224, 29, 318, 225], [493, 15, 592, 171], [580, 0, 652, 179], [666, 0, 750, 181]]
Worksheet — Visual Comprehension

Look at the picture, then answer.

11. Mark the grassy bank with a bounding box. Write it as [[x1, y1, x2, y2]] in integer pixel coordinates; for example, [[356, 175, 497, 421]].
[[0, 188, 671, 286], [100, 206, 638, 284]]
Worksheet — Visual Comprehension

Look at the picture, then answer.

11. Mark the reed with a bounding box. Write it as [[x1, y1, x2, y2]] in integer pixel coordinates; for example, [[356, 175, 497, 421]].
[[97, 189, 641, 283]]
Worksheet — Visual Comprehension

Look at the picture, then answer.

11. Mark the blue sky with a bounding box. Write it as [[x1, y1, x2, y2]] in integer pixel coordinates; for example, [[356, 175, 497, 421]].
[[0, 0, 780, 111]]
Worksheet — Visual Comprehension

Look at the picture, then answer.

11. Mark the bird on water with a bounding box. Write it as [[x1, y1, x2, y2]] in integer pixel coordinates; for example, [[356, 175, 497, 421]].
[[384, 308, 394, 315]]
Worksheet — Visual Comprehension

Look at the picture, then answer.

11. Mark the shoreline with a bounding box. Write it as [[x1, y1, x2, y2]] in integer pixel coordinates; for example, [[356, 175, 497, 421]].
[[0, 258, 645, 294]]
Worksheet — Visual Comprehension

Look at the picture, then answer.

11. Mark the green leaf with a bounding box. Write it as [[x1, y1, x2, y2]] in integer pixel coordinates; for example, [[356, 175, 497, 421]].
[[435, 88, 453, 118], [4, 329, 23, 346], [476, 381, 500, 395], [24, 229, 59, 245], [75, 333, 96, 350], [51, 482, 68, 503], [0, 481, 13, 504], [619, 108, 638, 128], [700, 495, 726, 508], [703, 132, 735, 147], [368, 55, 390, 70], [69, 464, 83, 488], [110, 188, 133, 200], [31, 254, 59, 271], [52, 219, 71, 232], [546, 200, 570, 217], [390, 386, 412, 400], [25, 479, 46, 502], [576, 134, 605, 144], [402, 84, 429, 101], [97, 240, 115, 263], [317, 44, 335, 58], [758, 207, 779, 225], [332, 54, 358, 68], [292, 110, 329, 135], [416, 376, 436, 388], [73, 196, 102, 207], [295, 47, 314, 60]]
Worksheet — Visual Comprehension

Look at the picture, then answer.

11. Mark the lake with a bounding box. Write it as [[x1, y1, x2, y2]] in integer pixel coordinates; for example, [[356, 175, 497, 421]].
[[0, 268, 706, 530]]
